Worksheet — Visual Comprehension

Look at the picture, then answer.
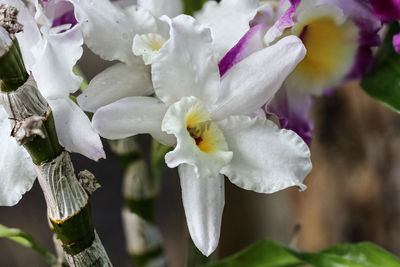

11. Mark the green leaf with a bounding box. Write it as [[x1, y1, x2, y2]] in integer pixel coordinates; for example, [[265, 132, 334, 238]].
[[204, 240, 304, 267], [361, 22, 400, 112], [203, 240, 400, 267], [0, 224, 58, 266], [182, 0, 208, 15], [291, 242, 400, 267]]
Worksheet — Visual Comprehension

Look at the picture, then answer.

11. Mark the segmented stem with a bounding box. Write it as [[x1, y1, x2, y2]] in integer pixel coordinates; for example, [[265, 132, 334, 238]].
[[0, 31, 111, 266], [109, 137, 168, 267]]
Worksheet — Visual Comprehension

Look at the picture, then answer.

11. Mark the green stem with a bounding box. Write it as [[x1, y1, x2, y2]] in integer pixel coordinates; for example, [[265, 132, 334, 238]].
[[0, 25, 111, 266], [0, 39, 28, 92], [0, 224, 58, 266], [110, 137, 170, 267], [151, 139, 171, 186]]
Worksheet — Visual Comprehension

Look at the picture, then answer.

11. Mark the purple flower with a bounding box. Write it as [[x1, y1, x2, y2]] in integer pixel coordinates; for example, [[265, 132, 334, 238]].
[[369, 0, 400, 21], [220, 0, 380, 146], [367, 0, 400, 53]]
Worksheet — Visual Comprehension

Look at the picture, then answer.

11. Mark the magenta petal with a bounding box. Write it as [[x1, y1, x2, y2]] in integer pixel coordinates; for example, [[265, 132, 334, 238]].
[[264, 0, 300, 44], [393, 32, 400, 54], [52, 10, 77, 28], [369, 0, 400, 21], [43, 0, 78, 28], [219, 23, 267, 77], [347, 17, 381, 79], [266, 87, 313, 146]]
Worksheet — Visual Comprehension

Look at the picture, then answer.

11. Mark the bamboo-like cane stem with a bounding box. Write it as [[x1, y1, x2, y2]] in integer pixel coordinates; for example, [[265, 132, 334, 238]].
[[109, 137, 168, 267], [0, 12, 112, 266]]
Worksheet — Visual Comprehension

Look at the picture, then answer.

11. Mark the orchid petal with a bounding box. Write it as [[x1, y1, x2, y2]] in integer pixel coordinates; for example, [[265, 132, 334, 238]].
[[195, 0, 258, 60], [369, 0, 400, 21], [151, 15, 220, 107], [31, 25, 83, 99], [77, 63, 153, 113], [137, 0, 182, 17], [267, 87, 313, 146], [179, 164, 224, 256], [92, 96, 175, 146], [162, 97, 232, 179], [218, 115, 312, 193], [219, 23, 268, 76], [264, 0, 300, 45], [308, 0, 380, 20], [249, 2, 275, 27], [70, 0, 157, 64], [132, 33, 167, 65], [394, 33, 400, 54], [49, 98, 105, 161], [0, 106, 36, 206], [112, 0, 137, 9], [211, 35, 306, 120], [284, 4, 360, 94], [42, 0, 77, 27]]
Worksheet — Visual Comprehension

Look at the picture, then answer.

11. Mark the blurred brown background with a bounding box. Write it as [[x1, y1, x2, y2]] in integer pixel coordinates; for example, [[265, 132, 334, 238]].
[[1, 49, 400, 266]]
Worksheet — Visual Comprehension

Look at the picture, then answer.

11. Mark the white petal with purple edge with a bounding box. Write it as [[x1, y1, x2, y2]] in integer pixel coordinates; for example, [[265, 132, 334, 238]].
[[301, 0, 373, 19], [49, 98, 105, 161], [211, 35, 306, 121], [31, 25, 83, 99], [42, 0, 75, 24], [0, 106, 36, 206], [92, 96, 175, 146], [264, 0, 300, 45], [77, 63, 153, 113], [195, 0, 258, 60], [179, 164, 224, 256], [151, 15, 220, 107], [217, 116, 311, 193], [137, 0, 182, 18], [219, 23, 268, 77]]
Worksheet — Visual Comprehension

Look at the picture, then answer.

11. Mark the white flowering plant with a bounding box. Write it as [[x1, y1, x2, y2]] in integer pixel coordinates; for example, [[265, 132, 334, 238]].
[[0, 0, 399, 266]]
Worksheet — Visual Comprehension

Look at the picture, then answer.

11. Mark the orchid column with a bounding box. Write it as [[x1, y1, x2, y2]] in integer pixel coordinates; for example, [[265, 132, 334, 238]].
[[0, 5, 111, 267]]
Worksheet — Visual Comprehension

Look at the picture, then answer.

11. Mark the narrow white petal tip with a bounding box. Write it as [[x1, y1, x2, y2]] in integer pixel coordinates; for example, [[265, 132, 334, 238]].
[[179, 165, 224, 258], [91, 148, 106, 162], [194, 240, 217, 257]]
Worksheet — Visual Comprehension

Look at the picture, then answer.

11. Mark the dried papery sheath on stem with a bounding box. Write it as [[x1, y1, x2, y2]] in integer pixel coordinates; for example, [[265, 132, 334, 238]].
[[110, 137, 167, 267], [0, 6, 112, 266], [0, 4, 22, 36], [0, 5, 27, 92]]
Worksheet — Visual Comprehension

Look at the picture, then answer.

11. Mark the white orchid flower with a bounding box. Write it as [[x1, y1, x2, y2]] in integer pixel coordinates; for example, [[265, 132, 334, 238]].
[[0, 0, 104, 206], [92, 15, 312, 256], [71, 0, 182, 114]]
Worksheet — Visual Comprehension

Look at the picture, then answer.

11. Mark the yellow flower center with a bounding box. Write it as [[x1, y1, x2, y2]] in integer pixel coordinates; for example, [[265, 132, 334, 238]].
[[185, 105, 225, 154], [285, 6, 358, 93]]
